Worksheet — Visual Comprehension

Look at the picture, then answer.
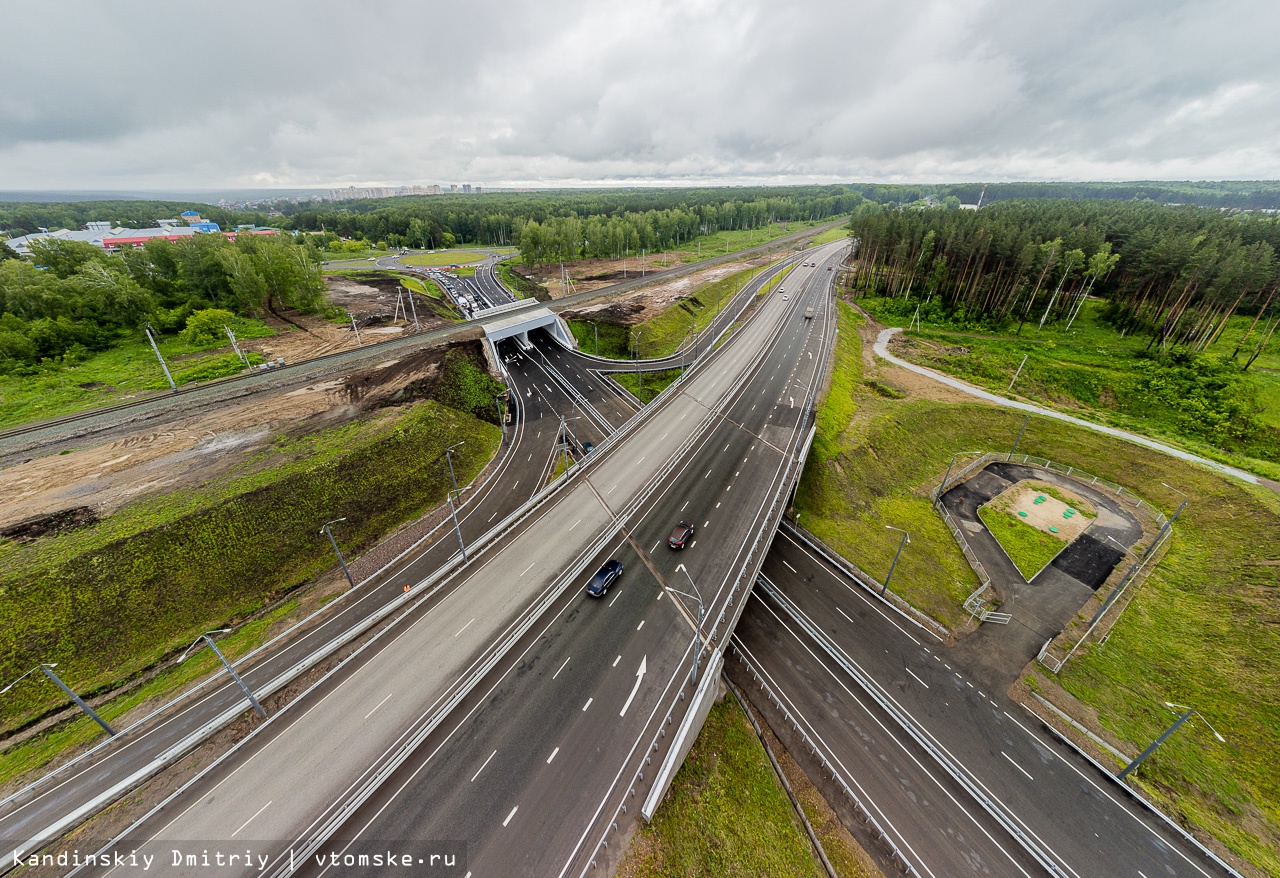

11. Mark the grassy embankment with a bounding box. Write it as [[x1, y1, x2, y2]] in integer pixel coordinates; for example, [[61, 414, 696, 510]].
[[567, 263, 784, 401], [976, 506, 1064, 580], [862, 296, 1280, 481], [809, 225, 852, 245], [497, 262, 550, 301], [796, 300, 1280, 873], [0, 390, 501, 764], [618, 691, 867, 878], [0, 317, 273, 430]]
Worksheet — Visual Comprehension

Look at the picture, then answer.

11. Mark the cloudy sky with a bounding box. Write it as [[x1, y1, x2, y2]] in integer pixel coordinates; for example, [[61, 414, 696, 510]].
[[2, 0, 1279, 190]]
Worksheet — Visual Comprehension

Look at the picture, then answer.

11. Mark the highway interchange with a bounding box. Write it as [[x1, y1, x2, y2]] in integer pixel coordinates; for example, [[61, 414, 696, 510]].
[[2, 237, 1242, 878]]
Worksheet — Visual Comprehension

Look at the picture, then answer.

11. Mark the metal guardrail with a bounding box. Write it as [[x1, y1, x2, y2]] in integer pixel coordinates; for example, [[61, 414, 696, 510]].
[[729, 643, 919, 876], [754, 577, 1072, 878]]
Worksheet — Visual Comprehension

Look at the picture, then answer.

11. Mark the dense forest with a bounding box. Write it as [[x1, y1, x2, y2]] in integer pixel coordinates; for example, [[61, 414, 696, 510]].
[[0, 234, 324, 372], [282, 187, 866, 261], [848, 200, 1280, 368]]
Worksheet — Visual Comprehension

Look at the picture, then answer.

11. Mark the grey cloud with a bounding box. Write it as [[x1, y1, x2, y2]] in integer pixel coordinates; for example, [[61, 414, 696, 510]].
[[1, 0, 1278, 189]]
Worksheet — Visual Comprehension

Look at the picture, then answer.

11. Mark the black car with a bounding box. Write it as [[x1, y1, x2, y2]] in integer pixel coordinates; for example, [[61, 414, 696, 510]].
[[667, 521, 694, 549], [585, 559, 624, 597]]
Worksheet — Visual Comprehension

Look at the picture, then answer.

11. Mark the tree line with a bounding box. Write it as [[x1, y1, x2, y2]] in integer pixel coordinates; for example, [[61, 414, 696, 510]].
[[0, 233, 324, 371], [847, 200, 1280, 369], [279, 186, 864, 257]]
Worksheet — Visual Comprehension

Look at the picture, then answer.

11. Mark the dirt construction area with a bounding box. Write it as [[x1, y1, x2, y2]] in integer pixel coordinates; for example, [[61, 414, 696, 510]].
[[0, 341, 485, 536], [982, 479, 1096, 544], [518, 251, 786, 324]]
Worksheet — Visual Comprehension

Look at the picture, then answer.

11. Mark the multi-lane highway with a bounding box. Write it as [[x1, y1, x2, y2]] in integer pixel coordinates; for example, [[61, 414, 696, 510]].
[[729, 526, 1238, 878], [41, 243, 842, 876]]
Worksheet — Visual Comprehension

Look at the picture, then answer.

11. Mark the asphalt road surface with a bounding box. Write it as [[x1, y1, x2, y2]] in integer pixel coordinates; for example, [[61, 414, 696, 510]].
[[63, 242, 844, 877], [733, 527, 1235, 878]]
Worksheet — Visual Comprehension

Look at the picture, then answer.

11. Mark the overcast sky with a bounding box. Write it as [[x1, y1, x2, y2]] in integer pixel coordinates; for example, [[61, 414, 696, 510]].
[[3, 0, 1279, 190]]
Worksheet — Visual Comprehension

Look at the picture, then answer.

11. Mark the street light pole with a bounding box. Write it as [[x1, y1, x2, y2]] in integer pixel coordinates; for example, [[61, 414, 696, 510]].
[[320, 518, 355, 589], [495, 393, 507, 440], [444, 442, 465, 494], [2, 665, 115, 736], [1119, 702, 1224, 780], [180, 630, 266, 719], [938, 450, 985, 502], [447, 490, 468, 563], [882, 526, 910, 596], [672, 564, 705, 685]]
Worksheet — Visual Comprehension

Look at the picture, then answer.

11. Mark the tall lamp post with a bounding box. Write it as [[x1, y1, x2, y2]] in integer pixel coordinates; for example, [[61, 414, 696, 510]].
[[495, 393, 507, 440], [321, 518, 355, 589], [672, 564, 706, 685], [179, 630, 266, 719], [882, 526, 910, 596], [1119, 702, 1224, 780], [444, 441, 465, 494], [938, 450, 985, 502], [447, 490, 468, 563], [2, 664, 115, 736]]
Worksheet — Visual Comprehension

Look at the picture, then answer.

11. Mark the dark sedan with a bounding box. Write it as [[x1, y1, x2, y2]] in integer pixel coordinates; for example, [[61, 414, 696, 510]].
[[667, 521, 694, 549], [585, 559, 624, 597]]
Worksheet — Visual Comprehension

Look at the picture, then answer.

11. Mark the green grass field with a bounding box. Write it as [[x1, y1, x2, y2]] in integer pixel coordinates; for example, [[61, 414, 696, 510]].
[[400, 250, 484, 267], [0, 318, 275, 429], [612, 368, 682, 404], [617, 692, 831, 878], [976, 504, 1064, 579], [809, 225, 852, 246], [796, 299, 1280, 872], [648, 221, 829, 266], [862, 296, 1280, 479]]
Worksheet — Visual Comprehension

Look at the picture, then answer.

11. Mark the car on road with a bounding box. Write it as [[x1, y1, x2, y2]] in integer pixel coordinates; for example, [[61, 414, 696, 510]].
[[667, 521, 694, 549], [782, 294, 789, 301], [586, 559, 624, 597], [827, 265, 833, 271]]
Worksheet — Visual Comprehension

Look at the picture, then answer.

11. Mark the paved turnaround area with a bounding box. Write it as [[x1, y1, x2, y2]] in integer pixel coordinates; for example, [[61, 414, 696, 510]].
[[61, 243, 844, 877]]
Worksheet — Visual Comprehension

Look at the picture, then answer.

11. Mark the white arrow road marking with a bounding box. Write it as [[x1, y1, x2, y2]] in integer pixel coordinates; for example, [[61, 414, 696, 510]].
[[620, 655, 647, 717]]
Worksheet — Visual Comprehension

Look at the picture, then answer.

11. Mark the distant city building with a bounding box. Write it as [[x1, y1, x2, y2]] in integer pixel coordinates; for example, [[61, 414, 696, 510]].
[[5, 222, 272, 256], [450, 184, 458, 193], [462, 184, 472, 194]]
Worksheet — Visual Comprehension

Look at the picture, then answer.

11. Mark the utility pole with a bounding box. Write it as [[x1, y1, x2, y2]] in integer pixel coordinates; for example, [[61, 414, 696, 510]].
[[406, 286, 420, 332], [348, 311, 363, 346], [496, 393, 507, 440], [1007, 354, 1028, 392], [144, 326, 177, 391], [673, 565, 705, 685], [224, 325, 248, 366]]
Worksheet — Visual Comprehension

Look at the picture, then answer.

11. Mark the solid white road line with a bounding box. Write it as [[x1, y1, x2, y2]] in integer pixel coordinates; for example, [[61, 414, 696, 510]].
[[520, 561, 536, 576], [503, 806, 518, 827], [363, 693, 394, 720], [471, 750, 497, 782], [547, 747, 560, 765], [651, 541, 660, 553], [570, 518, 581, 530], [906, 667, 930, 689], [783, 560, 797, 573], [582, 698, 593, 711], [1002, 751, 1034, 781], [613, 655, 621, 667], [455, 618, 475, 637], [231, 800, 271, 838], [553, 656, 571, 679]]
